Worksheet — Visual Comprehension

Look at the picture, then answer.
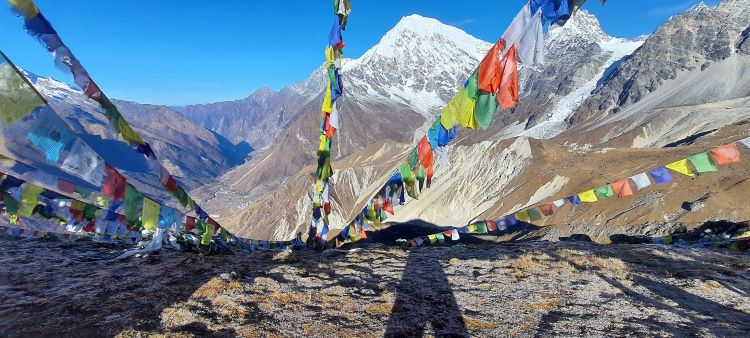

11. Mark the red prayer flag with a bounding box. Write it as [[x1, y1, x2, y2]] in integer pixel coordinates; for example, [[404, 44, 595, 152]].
[[477, 39, 506, 93], [611, 178, 634, 197], [359, 228, 367, 240], [102, 164, 127, 200], [417, 136, 434, 188], [57, 179, 76, 194], [185, 216, 196, 232], [486, 220, 498, 231], [443, 230, 453, 237], [539, 203, 554, 216], [324, 202, 332, 215], [709, 143, 741, 165], [84, 220, 96, 232], [409, 239, 418, 247], [383, 197, 394, 214], [497, 44, 519, 110], [165, 176, 179, 192]]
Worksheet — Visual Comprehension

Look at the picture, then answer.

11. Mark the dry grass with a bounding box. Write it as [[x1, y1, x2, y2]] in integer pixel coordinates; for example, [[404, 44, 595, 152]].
[[511, 254, 545, 277], [525, 298, 561, 312], [193, 278, 229, 298], [703, 279, 722, 289], [463, 316, 498, 330], [593, 256, 630, 279], [366, 302, 394, 314]]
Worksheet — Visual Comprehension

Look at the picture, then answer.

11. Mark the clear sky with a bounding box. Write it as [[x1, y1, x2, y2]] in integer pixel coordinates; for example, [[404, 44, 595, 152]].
[[0, 0, 719, 106]]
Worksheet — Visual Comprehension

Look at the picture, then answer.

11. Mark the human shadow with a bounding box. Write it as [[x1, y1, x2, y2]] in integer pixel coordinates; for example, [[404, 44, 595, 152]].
[[383, 247, 468, 337]]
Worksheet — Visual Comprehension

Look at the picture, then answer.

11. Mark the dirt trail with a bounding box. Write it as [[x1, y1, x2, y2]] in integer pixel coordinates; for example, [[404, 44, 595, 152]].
[[0, 239, 748, 337]]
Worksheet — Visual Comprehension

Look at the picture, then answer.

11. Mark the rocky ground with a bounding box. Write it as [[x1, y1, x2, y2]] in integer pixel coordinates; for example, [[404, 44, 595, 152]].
[[0, 238, 748, 337]]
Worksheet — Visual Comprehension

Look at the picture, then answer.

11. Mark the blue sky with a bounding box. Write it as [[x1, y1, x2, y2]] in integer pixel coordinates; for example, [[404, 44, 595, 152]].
[[1, 0, 719, 106]]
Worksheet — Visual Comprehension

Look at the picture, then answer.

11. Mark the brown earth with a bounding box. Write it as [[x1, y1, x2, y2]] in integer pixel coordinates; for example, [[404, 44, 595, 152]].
[[1, 238, 748, 337]]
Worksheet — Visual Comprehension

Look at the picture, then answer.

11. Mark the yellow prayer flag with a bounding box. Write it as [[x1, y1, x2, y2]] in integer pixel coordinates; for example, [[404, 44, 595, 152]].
[[142, 197, 160, 231], [324, 46, 335, 67], [201, 223, 215, 245], [466, 224, 478, 232], [515, 209, 531, 222], [322, 86, 333, 113], [318, 135, 327, 154], [578, 189, 598, 203], [454, 89, 477, 130], [19, 184, 44, 217], [9, 0, 40, 19], [428, 234, 437, 245], [665, 159, 695, 177]]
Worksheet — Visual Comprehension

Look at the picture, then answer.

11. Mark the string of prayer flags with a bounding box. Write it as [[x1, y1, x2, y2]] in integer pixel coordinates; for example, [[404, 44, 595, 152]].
[[307, 0, 351, 247], [649, 167, 673, 185], [9, 0, 230, 238], [688, 152, 719, 173], [709, 143, 741, 165], [665, 159, 694, 177], [334, 0, 610, 247]]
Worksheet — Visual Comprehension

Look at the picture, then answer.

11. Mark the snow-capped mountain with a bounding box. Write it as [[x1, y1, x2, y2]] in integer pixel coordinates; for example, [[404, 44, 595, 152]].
[[198, 10, 655, 238]]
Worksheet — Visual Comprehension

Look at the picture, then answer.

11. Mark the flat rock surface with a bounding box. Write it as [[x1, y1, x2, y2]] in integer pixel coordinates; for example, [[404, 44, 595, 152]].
[[0, 239, 748, 337]]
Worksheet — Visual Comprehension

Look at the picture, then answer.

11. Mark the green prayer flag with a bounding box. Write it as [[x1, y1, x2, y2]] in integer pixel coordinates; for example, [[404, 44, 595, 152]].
[[594, 184, 615, 199], [399, 162, 414, 182], [416, 164, 426, 191], [474, 91, 498, 130], [405, 179, 419, 199], [197, 219, 206, 233], [475, 221, 488, 234], [435, 232, 445, 243], [142, 197, 160, 231], [465, 71, 478, 100], [174, 186, 189, 208], [124, 184, 144, 226], [407, 148, 419, 171], [0, 59, 45, 125], [528, 207, 543, 221], [3, 192, 19, 215], [688, 152, 719, 173], [82, 203, 97, 220]]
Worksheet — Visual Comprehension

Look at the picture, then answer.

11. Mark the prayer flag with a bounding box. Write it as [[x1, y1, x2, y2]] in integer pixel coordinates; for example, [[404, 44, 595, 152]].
[[497, 45, 519, 110], [474, 91, 499, 130], [688, 152, 718, 173], [709, 143, 741, 165], [435, 232, 445, 243], [0, 60, 44, 124], [665, 159, 694, 177], [739, 137, 750, 149], [505, 215, 518, 226], [578, 189, 598, 203], [610, 178, 634, 197], [467, 223, 478, 232], [57, 179, 76, 194], [123, 184, 143, 226], [61, 138, 105, 187], [553, 199, 566, 207], [539, 203, 554, 216], [451, 229, 460, 240], [649, 167, 673, 184], [141, 197, 159, 231], [428, 234, 437, 245], [528, 207, 543, 221], [27, 108, 75, 163], [629, 173, 652, 190], [515, 209, 531, 222], [18, 183, 43, 217], [201, 223, 215, 246], [102, 164, 126, 200], [478, 39, 505, 93], [476, 221, 488, 234], [594, 184, 615, 199], [486, 220, 498, 231], [568, 195, 581, 206]]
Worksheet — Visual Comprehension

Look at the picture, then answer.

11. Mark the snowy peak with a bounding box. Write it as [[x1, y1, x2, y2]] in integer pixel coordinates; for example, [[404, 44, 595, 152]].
[[547, 10, 612, 45], [688, 1, 711, 12], [370, 14, 486, 57]]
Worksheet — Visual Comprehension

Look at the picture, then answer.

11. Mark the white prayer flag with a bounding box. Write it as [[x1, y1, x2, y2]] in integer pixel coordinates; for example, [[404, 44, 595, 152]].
[[629, 173, 652, 190]]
